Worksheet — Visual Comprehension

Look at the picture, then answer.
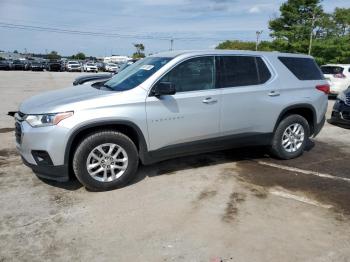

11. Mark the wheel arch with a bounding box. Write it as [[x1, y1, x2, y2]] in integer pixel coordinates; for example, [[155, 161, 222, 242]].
[[64, 121, 149, 173], [274, 104, 317, 136]]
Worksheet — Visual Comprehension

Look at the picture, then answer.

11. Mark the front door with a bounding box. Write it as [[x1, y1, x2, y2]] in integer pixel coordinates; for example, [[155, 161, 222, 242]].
[[145, 56, 221, 151]]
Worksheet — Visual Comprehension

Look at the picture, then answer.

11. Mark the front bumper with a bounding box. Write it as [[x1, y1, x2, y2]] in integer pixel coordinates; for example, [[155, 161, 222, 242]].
[[329, 100, 350, 126], [22, 157, 69, 182], [68, 67, 81, 71], [15, 119, 70, 181], [86, 67, 98, 71]]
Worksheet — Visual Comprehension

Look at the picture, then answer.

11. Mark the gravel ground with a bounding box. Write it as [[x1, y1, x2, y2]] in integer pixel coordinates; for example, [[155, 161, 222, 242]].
[[0, 71, 350, 262]]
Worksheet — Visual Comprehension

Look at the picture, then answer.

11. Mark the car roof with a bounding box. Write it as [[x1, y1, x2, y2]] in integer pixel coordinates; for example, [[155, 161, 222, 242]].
[[150, 49, 313, 59], [321, 64, 350, 67]]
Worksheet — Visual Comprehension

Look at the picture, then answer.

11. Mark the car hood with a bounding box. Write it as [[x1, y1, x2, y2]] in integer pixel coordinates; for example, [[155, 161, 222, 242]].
[[19, 85, 111, 114]]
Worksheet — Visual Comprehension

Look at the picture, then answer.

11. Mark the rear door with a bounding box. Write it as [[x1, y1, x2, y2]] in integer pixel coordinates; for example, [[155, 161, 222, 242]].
[[218, 55, 281, 136], [145, 56, 221, 151]]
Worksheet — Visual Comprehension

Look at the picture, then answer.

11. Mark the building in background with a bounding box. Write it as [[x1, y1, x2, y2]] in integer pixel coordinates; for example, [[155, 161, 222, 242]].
[[103, 55, 131, 64], [0, 51, 23, 60]]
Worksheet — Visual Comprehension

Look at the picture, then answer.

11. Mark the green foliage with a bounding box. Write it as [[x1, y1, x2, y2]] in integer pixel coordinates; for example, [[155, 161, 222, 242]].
[[216, 0, 350, 65], [47, 51, 61, 60], [132, 43, 145, 59], [216, 40, 274, 51], [333, 8, 350, 36], [71, 52, 86, 60]]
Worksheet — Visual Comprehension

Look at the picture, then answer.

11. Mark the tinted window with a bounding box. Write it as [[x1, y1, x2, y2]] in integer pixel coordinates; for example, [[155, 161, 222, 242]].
[[320, 66, 344, 75], [160, 56, 215, 92], [256, 57, 271, 83], [279, 57, 324, 80], [219, 56, 270, 88]]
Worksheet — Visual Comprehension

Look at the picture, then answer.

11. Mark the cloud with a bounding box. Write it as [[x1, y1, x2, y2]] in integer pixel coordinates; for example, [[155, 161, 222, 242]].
[[248, 4, 275, 14]]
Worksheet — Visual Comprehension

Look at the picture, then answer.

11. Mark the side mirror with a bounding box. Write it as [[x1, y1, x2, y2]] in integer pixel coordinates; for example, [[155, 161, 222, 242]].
[[152, 82, 176, 97]]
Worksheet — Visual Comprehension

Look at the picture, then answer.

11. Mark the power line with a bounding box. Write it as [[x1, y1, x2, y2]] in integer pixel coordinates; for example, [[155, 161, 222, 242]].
[[0, 22, 226, 43]]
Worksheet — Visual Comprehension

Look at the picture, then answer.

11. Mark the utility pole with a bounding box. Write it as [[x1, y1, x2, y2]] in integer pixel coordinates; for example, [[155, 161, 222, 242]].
[[308, 12, 316, 55], [255, 31, 263, 51], [170, 38, 174, 51]]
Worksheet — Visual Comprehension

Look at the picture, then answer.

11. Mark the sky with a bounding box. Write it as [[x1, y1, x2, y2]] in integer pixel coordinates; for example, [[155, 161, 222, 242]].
[[0, 0, 349, 57]]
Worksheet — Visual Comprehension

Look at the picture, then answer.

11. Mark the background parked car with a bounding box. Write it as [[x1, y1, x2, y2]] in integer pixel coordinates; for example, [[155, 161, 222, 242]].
[[66, 60, 82, 72], [321, 64, 350, 95], [29, 61, 45, 71], [0, 60, 12, 70], [96, 62, 105, 71], [48, 60, 63, 71], [12, 60, 26, 70], [104, 63, 119, 72], [73, 73, 113, 85], [329, 88, 350, 127], [83, 62, 98, 72]]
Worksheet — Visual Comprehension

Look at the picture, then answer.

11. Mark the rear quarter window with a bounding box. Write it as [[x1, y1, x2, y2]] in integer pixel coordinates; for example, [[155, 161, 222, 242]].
[[278, 57, 324, 80]]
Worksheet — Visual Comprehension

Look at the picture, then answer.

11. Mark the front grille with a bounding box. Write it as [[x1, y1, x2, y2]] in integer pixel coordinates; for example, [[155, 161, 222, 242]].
[[15, 111, 25, 144], [346, 93, 350, 106], [15, 121, 22, 144], [342, 111, 350, 121]]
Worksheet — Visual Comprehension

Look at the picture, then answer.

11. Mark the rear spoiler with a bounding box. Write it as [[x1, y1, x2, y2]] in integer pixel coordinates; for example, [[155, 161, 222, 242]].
[[8, 111, 17, 117]]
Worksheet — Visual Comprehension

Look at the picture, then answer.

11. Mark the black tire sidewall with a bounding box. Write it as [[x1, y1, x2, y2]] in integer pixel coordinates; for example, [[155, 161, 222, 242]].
[[73, 131, 139, 191], [271, 115, 310, 159]]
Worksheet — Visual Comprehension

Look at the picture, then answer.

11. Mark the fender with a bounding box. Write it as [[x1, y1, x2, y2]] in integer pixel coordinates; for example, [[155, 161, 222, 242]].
[[274, 103, 317, 134], [64, 120, 149, 166]]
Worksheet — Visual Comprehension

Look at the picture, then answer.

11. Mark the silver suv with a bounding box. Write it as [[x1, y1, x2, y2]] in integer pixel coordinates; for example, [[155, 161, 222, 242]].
[[15, 50, 329, 191]]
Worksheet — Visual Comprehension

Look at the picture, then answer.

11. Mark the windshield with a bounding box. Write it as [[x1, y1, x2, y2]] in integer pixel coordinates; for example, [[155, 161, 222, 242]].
[[104, 57, 171, 91]]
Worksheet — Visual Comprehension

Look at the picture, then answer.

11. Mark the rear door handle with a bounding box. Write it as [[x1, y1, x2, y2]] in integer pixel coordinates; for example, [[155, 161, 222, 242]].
[[202, 97, 218, 104], [268, 91, 280, 97]]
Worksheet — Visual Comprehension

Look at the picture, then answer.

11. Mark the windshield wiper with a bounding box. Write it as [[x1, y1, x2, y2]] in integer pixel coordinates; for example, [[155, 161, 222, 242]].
[[102, 83, 114, 90]]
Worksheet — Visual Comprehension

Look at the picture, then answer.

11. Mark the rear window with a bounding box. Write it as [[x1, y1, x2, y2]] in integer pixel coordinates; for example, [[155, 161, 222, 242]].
[[278, 57, 324, 80], [320, 66, 344, 75], [219, 56, 271, 88]]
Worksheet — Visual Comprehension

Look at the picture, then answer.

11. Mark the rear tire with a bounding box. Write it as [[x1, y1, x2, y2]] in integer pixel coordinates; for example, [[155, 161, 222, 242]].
[[73, 130, 139, 191], [270, 114, 310, 159]]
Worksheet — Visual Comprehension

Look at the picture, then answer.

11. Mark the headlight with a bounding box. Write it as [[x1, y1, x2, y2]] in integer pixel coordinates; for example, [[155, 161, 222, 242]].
[[337, 92, 346, 102], [25, 112, 73, 127]]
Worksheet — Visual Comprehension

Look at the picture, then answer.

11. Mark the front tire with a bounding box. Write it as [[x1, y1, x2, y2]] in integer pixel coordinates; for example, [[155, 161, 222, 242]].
[[73, 130, 139, 191], [270, 114, 310, 159]]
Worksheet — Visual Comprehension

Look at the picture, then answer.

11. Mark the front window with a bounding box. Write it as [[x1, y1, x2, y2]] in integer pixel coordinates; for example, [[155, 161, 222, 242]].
[[104, 57, 171, 91], [158, 56, 215, 92]]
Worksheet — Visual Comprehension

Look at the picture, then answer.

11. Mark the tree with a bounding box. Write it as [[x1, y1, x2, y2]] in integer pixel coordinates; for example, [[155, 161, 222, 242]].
[[269, 0, 324, 53], [132, 43, 145, 59], [216, 40, 273, 51], [47, 51, 61, 60], [333, 8, 350, 36], [13, 50, 18, 53], [71, 52, 86, 60]]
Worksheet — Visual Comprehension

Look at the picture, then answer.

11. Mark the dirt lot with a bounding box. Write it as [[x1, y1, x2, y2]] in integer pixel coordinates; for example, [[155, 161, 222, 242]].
[[0, 71, 350, 262]]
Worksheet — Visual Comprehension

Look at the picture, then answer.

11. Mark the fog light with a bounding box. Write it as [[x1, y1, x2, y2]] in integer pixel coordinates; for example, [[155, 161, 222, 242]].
[[32, 150, 53, 166]]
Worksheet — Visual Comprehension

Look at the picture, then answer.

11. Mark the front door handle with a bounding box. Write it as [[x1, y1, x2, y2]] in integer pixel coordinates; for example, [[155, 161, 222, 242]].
[[202, 97, 218, 104], [268, 91, 280, 97]]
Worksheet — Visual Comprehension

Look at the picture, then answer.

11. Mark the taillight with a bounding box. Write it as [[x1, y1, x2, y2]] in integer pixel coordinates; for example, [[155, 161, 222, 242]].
[[334, 73, 346, 78], [316, 84, 330, 94]]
